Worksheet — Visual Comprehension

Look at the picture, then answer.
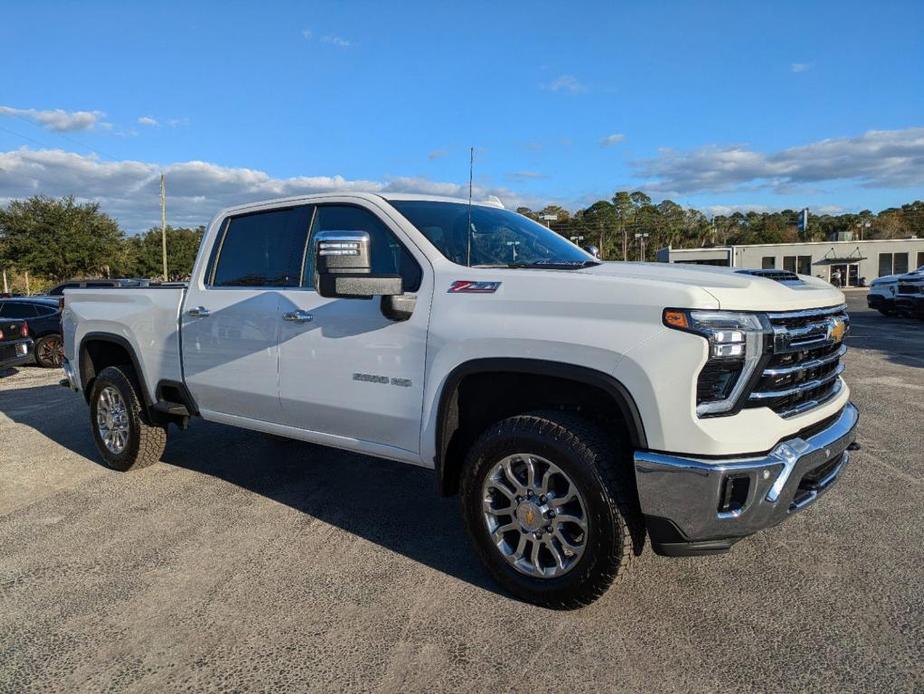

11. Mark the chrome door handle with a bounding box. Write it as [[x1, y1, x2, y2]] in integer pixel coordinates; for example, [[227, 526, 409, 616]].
[[187, 306, 210, 318], [282, 310, 313, 323]]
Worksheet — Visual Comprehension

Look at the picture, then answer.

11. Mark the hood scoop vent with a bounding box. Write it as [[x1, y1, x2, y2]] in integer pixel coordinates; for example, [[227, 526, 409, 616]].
[[736, 269, 804, 285]]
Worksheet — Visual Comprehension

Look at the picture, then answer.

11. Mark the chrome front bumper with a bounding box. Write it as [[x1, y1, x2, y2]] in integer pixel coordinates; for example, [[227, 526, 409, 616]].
[[634, 402, 859, 556]]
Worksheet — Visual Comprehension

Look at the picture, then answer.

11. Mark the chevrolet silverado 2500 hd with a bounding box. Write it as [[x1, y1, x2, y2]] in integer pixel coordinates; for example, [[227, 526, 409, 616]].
[[62, 193, 858, 608]]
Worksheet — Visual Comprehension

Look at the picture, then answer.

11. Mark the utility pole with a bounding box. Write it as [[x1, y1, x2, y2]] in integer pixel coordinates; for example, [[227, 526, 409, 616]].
[[160, 173, 168, 281], [24, 271, 30, 296], [2, 269, 8, 295]]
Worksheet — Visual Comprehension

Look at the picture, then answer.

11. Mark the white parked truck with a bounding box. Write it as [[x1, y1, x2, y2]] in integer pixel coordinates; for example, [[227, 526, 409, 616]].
[[62, 193, 858, 608]]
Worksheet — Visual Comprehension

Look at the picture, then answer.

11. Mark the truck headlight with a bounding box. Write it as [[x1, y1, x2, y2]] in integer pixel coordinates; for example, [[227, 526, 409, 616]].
[[663, 309, 769, 416]]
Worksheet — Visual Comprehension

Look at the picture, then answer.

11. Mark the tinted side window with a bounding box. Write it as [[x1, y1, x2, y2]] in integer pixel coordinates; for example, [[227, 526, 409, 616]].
[[0, 303, 36, 318], [34, 305, 58, 316], [305, 205, 422, 292], [213, 207, 312, 287]]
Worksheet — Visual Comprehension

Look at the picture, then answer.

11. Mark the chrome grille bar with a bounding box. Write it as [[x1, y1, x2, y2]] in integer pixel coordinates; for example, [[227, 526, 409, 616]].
[[743, 304, 849, 418], [749, 363, 845, 401], [762, 344, 847, 377]]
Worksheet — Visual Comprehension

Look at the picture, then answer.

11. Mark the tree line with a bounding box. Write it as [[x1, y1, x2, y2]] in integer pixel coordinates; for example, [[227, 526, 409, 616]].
[[518, 193, 924, 261], [0, 196, 203, 293], [1, 193, 922, 293]]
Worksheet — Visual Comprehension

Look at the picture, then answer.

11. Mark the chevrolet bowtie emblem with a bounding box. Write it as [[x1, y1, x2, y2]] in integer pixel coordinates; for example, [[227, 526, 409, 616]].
[[828, 318, 846, 343]]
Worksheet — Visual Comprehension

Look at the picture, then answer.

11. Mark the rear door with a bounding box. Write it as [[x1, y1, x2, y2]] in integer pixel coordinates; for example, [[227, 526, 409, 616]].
[[276, 201, 431, 456], [182, 205, 313, 422]]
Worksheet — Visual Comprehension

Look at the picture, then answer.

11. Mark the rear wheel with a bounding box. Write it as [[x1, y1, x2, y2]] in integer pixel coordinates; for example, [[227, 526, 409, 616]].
[[460, 411, 640, 609], [34, 334, 64, 368], [89, 366, 167, 471]]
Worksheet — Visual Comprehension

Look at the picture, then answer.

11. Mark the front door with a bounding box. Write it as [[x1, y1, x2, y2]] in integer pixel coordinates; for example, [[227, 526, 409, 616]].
[[182, 205, 313, 422], [276, 201, 431, 457]]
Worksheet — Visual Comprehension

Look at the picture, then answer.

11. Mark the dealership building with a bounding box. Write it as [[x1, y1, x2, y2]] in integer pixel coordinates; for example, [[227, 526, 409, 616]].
[[657, 237, 924, 286]]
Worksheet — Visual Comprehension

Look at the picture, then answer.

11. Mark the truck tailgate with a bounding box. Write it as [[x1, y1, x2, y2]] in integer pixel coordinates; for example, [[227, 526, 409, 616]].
[[64, 287, 186, 396]]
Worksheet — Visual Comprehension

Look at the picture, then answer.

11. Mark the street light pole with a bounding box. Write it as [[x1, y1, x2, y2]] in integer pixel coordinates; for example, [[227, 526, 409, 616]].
[[635, 233, 649, 261], [540, 213, 557, 228], [161, 173, 168, 282]]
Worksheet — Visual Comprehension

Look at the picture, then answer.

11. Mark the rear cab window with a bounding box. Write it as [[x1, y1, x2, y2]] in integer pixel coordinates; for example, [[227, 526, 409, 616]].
[[210, 206, 313, 287]]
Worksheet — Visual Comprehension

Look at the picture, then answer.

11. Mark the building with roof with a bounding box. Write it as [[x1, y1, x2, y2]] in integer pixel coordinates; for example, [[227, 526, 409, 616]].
[[657, 237, 924, 286]]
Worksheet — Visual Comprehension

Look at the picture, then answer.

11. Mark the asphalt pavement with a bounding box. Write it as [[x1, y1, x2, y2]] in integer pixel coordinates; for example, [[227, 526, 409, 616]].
[[0, 292, 921, 692]]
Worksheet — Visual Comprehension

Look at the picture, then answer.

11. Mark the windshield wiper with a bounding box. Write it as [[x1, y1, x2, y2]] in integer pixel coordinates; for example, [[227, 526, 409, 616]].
[[499, 260, 601, 269]]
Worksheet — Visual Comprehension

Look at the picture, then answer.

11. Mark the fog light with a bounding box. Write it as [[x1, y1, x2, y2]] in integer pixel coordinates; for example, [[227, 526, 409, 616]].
[[719, 474, 750, 515]]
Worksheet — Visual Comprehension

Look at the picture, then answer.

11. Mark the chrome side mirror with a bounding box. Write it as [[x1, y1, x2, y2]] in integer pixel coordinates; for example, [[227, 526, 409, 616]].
[[314, 231, 402, 299]]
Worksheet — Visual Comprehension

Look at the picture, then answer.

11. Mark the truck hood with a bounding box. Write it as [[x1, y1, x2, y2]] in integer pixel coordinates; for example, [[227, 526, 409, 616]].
[[577, 261, 845, 311]]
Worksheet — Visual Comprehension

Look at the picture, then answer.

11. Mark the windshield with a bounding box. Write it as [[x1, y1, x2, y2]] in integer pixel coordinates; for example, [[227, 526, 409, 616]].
[[389, 200, 595, 268]]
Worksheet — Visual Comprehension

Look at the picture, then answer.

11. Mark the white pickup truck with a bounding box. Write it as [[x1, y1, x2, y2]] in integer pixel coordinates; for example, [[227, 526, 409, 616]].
[[62, 193, 858, 608]]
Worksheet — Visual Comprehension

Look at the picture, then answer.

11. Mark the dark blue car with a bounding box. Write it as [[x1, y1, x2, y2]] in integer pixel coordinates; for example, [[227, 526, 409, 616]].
[[0, 297, 63, 367]]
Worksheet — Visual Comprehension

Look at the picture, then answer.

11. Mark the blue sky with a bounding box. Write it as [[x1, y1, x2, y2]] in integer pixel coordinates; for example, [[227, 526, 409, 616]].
[[1, 0, 922, 230]]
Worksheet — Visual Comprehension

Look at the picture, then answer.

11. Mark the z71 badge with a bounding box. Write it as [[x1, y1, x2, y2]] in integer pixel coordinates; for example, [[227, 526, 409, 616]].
[[448, 281, 501, 294]]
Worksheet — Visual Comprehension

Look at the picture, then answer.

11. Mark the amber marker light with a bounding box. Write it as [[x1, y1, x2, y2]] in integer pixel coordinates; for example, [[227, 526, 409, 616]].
[[663, 309, 689, 330]]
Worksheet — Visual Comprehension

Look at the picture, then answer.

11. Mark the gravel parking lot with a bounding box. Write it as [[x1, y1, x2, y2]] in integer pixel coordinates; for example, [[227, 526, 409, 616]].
[[1, 292, 921, 693]]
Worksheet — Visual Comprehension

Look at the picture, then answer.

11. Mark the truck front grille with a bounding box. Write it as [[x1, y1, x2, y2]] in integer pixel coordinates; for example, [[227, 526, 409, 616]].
[[744, 305, 849, 418]]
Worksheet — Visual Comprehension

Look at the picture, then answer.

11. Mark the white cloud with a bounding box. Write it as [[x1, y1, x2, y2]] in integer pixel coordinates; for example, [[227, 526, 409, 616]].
[[137, 116, 159, 127], [600, 133, 625, 147], [0, 147, 538, 232], [301, 30, 352, 48], [507, 171, 547, 181], [541, 75, 586, 93], [0, 106, 104, 132], [633, 127, 924, 194], [427, 149, 448, 160], [791, 62, 812, 73], [320, 34, 352, 48]]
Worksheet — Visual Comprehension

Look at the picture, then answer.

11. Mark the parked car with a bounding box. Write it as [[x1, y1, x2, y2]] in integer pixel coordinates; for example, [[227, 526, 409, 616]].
[[895, 268, 924, 319], [0, 318, 33, 371], [867, 274, 900, 315], [62, 193, 858, 608], [0, 297, 63, 367], [46, 278, 150, 296]]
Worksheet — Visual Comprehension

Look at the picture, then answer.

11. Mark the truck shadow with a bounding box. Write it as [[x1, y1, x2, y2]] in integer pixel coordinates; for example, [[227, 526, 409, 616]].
[[0, 382, 504, 598]]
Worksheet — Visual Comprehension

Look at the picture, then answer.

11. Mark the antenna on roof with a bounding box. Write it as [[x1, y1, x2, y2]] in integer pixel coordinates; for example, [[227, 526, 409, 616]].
[[467, 146, 474, 266]]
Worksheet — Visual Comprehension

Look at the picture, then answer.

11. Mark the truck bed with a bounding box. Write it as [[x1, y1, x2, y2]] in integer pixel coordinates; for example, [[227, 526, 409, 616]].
[[63, 286, 187, 394]]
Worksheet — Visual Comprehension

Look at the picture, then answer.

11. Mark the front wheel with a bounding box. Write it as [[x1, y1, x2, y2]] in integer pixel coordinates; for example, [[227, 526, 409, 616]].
[[460, 411, 641, 609], [89, 366, 167, 471]]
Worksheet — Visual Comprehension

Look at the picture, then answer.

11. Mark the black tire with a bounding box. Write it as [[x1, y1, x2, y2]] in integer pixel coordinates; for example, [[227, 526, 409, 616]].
[[89, 365, 167, 471], [34, 334, 64, 368], [460, 411, 641, 609]]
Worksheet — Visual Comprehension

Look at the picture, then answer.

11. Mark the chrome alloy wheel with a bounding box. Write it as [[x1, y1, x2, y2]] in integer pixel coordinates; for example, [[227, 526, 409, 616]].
[[97, 386, 130, 455], [481, 454, 589, 578]]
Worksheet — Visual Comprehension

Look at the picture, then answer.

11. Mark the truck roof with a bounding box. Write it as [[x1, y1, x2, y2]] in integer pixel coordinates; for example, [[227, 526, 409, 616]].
[[214, 192, 505, 219]]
